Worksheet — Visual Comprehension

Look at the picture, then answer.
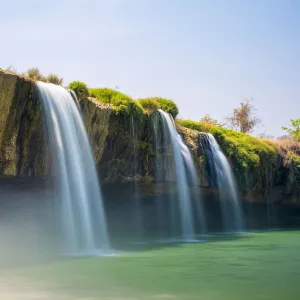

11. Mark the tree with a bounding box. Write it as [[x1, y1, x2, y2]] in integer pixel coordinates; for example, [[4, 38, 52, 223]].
[[227, 98, 261, 133], [282, 119, 300, 142]]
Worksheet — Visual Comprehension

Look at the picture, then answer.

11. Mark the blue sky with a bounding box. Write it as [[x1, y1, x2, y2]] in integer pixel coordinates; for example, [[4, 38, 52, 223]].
[[1, 0, 299, 136]]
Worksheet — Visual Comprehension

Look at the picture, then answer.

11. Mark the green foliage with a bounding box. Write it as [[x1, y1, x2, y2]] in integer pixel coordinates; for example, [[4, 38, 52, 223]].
[[68, 81, 89, 100], [178, 119, 278, 172], [138, 97, 179, 118], [177, 119, 218, 132], [89, 88, 145, 119], [138, 98, 160, 112], [47, 74, 63, 85], [156, 98, 179, 119], [282, 119, 300, 142]]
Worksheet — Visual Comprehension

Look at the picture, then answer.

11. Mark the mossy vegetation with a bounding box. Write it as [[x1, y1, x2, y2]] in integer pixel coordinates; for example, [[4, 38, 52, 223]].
[[89, 88, 145, 119], [68, 81, 89, 100], [178, 118, 300, 190], [177, 119, 278, 173], [139, 97, 179, 118]]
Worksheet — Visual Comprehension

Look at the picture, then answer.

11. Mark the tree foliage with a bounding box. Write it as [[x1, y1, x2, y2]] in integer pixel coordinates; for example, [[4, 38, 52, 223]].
[[227, 98, 261, 133], [282, 119, 300, 142]]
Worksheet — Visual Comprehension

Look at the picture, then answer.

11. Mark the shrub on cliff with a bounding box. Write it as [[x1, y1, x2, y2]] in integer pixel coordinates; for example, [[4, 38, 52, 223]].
[[89, 88, 145, 119], [156, 98, 178, 119], [26, 68, 65, 85], [282, 119, 300, 142], [26, 68, 47, 82], [68, 81, 89, 100], [138, 97, 179, 118], [47, 74, 63, 85], [138, 98, 160, 113]]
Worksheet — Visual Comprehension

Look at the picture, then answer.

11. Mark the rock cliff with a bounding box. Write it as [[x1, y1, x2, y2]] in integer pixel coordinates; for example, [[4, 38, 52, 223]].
[[0, 70, 299, 211], [0, 71, 45, 177]]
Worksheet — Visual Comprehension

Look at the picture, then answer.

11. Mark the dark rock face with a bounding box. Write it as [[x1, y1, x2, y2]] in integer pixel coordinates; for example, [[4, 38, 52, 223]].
[[0, 71, 46, 177], [82, 101, 154, 183]]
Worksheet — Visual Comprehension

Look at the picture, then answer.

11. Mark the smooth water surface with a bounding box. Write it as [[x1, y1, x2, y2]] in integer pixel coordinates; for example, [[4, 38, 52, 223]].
[[3, 231, 300, 300]]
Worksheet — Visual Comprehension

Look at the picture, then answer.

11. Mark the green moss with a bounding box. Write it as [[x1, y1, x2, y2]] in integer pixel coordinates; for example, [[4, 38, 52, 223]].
[[139, 97, 179, 118], [68, 81, 89, 100], [138, 98, 160, 112], [177, 119, 278, 173], [89, 88, 145, 119]]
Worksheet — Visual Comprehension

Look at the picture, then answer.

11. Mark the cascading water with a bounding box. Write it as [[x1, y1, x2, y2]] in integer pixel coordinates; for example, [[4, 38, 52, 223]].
[[181, 142, 206, 234], [37, 82, 110, 254], [203, 133, 244, 232], [156, 110, 196, 240], [152, 112, 177, 237]]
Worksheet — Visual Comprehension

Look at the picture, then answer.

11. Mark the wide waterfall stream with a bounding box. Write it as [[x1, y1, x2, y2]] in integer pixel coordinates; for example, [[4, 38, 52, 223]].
[[37, 82, 110, 254]]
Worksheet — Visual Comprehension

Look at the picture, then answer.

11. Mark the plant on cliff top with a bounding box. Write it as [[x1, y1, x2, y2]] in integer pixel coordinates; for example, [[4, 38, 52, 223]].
[[138, 97, 179, 119], [227, 98, 261, 134], [282, 119, 300, 142], [68, 81, 89, 100], [47, 74, 63, 85], [89, 88, 145, 119], [138, 98, 160, 113], [26, 68, 47, 82]]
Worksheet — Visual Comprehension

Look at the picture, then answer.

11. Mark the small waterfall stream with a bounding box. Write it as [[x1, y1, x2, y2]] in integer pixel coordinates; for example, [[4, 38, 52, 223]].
[[37, 82, 110, 254], [203, 133, 244, 232], [152, 112, 177, 237], [153, 110, 197, 240]]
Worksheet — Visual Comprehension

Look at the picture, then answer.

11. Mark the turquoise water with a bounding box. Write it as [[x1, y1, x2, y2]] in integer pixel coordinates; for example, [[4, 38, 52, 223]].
[[2, 230, 300, 299]]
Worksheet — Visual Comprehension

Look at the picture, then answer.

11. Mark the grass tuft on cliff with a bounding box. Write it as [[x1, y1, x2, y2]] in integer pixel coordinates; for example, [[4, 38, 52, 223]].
[[139, 97, 179, 119], [89, 88, 145, 119]]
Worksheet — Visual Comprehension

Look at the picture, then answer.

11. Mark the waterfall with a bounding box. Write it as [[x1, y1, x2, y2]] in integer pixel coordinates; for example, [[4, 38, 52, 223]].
[[37, 82, 110, 254], [152, 112, 177, 237], [154, 110, 196, 240], [181, 142, 206, 234], [203, 133, 244, 232]]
